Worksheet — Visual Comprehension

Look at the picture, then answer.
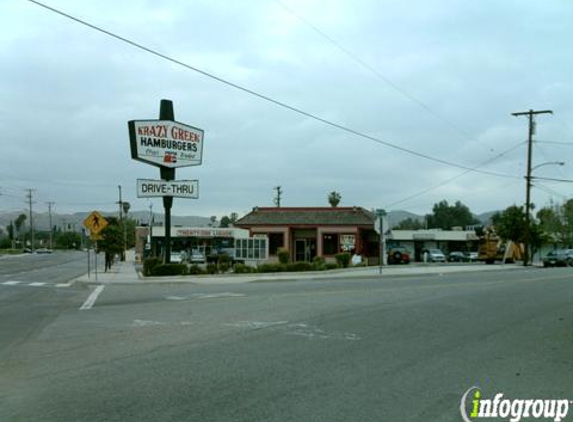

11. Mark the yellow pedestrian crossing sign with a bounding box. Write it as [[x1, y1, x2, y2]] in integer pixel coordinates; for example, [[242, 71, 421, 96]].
[[83, 211, 108, 235]]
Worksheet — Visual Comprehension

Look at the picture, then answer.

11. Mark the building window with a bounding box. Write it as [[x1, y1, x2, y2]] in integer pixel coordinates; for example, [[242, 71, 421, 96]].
[[268, 233, 284, 255], [323, 234, 339, 255], [235, 238, 269, 261]]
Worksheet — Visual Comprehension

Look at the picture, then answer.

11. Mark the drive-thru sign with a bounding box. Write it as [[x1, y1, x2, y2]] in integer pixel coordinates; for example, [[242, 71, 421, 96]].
[[128, 99, 204, 264], [128, 119, 204, 168], [137, 179, 199, 199]]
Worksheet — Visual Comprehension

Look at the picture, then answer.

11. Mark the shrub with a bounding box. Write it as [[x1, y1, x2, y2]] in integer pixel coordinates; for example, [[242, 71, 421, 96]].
[[325, 263, 340, 270], [257, 263, 286, 273], [218, 254, 231, 273], [313, 256, 326, 271], [233, 263, 255, 274], [188, 264, 206, 275], [143, 257, 163, 276], [151, 263, 188, 276], [277, 248, 290, 265], [206, 263, 218, 274], [286, 261, 314, 272], [334, 252, 352, 268]]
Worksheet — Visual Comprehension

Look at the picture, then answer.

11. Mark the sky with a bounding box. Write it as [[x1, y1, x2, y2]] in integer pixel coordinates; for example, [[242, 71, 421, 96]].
[[1, 0, 572, 220]]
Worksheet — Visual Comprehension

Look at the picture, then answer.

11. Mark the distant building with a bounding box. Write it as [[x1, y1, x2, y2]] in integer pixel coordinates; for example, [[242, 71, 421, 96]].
[[388, 229, 480, 261]]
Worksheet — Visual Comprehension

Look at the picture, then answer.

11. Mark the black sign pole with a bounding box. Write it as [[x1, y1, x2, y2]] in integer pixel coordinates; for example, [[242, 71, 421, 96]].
[[159, 99, 176, 264]]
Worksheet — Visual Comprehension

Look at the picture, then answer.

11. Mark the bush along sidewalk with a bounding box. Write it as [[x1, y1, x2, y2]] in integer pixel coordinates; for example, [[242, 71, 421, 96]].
[[142, 254, 358, 277]]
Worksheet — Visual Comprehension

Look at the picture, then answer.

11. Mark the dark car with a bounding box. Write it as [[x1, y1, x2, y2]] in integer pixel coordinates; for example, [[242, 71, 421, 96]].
[[448, 251, 467, 262], [542, 250, 570, 267], [387, 246, 410, 264]]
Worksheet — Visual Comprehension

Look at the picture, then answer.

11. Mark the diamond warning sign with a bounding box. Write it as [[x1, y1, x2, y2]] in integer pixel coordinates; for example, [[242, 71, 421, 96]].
[[83, 211, 108, 235]]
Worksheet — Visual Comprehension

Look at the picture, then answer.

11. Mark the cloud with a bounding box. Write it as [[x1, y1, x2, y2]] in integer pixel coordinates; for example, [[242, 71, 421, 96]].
[[1, 0, 572, 219]]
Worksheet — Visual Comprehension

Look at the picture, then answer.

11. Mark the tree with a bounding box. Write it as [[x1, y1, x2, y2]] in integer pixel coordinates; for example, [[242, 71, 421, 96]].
[[393, 217, 424, 230], [491, 205, 526, 243], [328, 191, 341, 207], [14, 213, 26, 236], [97, 217, 124, 257], [220, 212, 239, 228], [537, 200, 573, 247], [425, 200, 479, 230], [220, 216, 231, 228], [55, 231, 81, 250]]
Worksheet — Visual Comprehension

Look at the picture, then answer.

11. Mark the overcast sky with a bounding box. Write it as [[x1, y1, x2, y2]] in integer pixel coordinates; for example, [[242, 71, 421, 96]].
[[1, 0, 572, 219]]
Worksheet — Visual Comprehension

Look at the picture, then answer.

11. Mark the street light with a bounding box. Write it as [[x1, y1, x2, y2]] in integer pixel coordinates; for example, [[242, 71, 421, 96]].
[[524, 161, 565, 265], [531, 161, 565, 172]]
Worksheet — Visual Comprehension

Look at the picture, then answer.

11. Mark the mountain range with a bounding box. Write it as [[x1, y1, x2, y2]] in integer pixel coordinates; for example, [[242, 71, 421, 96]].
[[0, 209, 497, 232]]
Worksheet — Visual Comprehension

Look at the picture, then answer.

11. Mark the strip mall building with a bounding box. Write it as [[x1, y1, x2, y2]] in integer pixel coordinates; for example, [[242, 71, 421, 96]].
[[235, 207, 480, 263], [135, 206, 480, 264]]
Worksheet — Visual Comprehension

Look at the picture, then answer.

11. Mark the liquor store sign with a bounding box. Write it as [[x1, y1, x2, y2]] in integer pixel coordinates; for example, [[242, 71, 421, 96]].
[[128, 119, 204, 168]]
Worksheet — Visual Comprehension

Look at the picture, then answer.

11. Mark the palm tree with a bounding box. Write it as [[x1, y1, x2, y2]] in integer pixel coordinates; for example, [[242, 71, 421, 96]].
[[328, 191, 341, 207]]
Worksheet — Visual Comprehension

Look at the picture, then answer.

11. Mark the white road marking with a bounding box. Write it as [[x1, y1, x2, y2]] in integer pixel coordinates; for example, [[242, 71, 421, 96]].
[[79, 285, 105, 310], [194, 292, 246, 299], [132, 319, 165, 327], [56, 283, 72, 288], [224, 320, 362, 341], [224, 321, 290, 329], [165, 296, 187, 301], [28, 282, 47, 286], [2, 281, 21, 285]]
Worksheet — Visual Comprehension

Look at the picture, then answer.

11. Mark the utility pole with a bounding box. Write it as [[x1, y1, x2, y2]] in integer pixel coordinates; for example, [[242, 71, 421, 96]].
[[26, 189, 35, 252], [46, 201, 55, 250], [274, 186, 282, 207], [512, 109, 553, 266]]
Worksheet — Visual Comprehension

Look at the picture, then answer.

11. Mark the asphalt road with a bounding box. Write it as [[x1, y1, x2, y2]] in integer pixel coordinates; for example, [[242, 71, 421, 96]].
[[2, 266, 573, 421]]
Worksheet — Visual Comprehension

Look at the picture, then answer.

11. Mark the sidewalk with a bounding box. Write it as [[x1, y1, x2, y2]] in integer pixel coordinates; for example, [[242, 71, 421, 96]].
[[74, 250, 534, 285]]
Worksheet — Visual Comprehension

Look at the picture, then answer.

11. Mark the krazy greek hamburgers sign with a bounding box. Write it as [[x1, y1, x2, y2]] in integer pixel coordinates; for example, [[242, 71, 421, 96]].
[[128, 119, 204, 168]]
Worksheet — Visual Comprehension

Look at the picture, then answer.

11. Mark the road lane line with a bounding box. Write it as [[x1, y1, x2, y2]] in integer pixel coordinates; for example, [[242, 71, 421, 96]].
[[56, 283, 72, 288], [80, 285, 105, 310], [28, 282, 47, 286], [2, 281, 21, 285]]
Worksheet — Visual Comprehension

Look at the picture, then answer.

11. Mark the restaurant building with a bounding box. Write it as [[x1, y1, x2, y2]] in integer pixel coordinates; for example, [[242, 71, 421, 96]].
[[234, 207, 379, 263]]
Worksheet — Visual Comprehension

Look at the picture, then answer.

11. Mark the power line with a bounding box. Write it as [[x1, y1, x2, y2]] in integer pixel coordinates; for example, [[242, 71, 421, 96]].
[[384, 141, 525, 209], [274, 0, 488, 153], [535, 141, 573, 146], [26, 0, 519, 180], [532, 183, 569, 200], [531, 176, 573, 183]]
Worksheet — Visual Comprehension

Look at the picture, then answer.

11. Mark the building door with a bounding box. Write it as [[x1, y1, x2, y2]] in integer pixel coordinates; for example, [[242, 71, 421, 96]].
[[295, 239, 307, 262]]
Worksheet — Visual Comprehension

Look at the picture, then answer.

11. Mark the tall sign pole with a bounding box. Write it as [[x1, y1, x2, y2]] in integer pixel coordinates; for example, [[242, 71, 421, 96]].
[[129, 99, 204, 265], [160, 100, 176, 263], [512, 109, 552, 266]]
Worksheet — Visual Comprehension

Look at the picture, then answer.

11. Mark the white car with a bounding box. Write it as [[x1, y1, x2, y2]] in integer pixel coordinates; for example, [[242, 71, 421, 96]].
[[170, 252, 183, 263], [190, 249, 206, 263], [427, 249, 446, 262]]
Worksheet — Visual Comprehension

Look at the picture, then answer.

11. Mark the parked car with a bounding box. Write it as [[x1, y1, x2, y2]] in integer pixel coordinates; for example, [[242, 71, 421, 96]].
[[466, 252, 479, 262], [170, 251, 183, 263], [190, 249, 206, 263], [35, 248, 53, 254], [425, 249, 446, 262], [542, 250, 571, 267], [448, 251, 467, 262], [387, 246, 410, 264]]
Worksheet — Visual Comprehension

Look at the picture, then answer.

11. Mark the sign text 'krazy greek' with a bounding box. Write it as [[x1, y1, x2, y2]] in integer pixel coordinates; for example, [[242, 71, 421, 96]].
[[128, 119, 204, 168], [137, 179, 199, 199]]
